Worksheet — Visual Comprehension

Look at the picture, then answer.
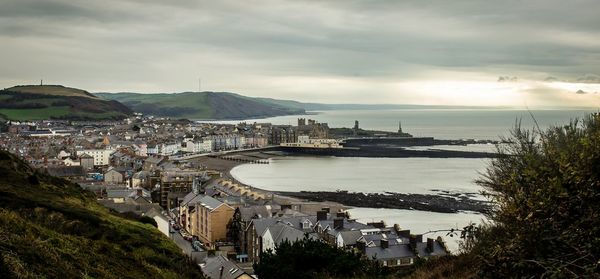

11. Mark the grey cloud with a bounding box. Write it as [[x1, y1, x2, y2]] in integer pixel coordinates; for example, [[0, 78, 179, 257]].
[[576, 74, 600, 84], [498, 76, 518, 82], [1, 0, 599, 104]]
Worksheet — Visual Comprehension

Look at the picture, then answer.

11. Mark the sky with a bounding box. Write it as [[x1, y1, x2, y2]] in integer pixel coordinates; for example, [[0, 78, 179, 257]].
[[1, 0, 600, 107]]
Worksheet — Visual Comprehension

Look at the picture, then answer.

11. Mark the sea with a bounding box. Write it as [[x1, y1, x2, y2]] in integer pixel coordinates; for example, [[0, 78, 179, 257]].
[[211, 109, 597, 252]]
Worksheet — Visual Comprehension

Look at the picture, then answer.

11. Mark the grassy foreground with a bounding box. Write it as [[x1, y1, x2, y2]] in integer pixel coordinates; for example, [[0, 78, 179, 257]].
[[0, 151, 205, 278]]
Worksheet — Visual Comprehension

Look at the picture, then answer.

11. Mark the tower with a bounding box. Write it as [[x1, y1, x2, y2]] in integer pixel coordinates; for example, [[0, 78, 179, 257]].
[[398, 121, 403, 134], [102, 135, 110, 146]]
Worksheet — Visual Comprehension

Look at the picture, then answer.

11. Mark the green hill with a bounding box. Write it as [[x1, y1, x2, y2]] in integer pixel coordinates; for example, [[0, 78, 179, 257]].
[[0, 85, 133, 121], [95, 91, 305, 120], [0, 151, 205, 278]]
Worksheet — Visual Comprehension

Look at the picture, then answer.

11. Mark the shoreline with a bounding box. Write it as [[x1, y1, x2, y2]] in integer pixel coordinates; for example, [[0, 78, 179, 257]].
[[190, 150, 490, 215]]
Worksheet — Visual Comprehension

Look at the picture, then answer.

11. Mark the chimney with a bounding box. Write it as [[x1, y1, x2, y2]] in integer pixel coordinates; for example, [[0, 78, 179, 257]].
[[336, 211, 346, 218], [409, 235, 417, 251], [333, 218, 344, 230], [367, 221, 385, 229], [398, 230, 411, 238], [317, 210, 327, 221], [381, 239, 389, 249], [427, 238, 434, 253], [321, 207, 330, 213], [219, 266, 224, 279], [281, 204, 292, 210], [356, 241, 366, 254], [416, 234, 423, 243]]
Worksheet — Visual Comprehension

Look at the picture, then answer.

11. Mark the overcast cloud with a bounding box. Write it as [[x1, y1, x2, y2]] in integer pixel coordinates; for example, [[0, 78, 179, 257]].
[[1, 0, 599, 107]]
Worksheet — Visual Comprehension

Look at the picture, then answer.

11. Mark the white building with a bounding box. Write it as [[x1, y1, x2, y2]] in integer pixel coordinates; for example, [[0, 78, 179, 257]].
[[76, 149, 114, 166], [160, 142, 181, 156], [62, 157, 80, 166], [280, 135, 343, 149]]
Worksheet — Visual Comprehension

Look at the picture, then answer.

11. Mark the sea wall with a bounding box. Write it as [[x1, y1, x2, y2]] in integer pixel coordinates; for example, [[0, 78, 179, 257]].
[[275, 146, 497, 158]]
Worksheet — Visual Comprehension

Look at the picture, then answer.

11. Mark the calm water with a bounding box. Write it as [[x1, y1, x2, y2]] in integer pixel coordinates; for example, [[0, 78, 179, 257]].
[[201, 109, 596, 140], [230, 156, 488, 195], [228, 109, 596, 252]]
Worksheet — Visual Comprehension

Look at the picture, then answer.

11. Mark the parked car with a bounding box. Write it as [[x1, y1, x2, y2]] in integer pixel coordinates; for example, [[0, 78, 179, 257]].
[[192, 240, 205, 251]]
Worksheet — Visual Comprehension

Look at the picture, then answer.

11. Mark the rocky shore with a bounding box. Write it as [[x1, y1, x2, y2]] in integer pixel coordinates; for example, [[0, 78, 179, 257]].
[[277, 190, 491, 214]]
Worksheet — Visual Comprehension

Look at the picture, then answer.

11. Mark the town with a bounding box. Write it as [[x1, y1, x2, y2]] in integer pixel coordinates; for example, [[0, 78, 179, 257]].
[[0, 115, 449, 278]]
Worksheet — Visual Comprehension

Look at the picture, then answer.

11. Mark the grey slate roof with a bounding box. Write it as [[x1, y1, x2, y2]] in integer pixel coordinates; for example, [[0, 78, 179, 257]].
[[106, 188, 150, 199], [365, 244, 415, 260], [182, 192, 229, 212], [338, 230, 362, 246], [198, 195, 226, 211], [46, 166, 85, 177], [201, 256, 247, 279], [250, 216, 318, 236], [416, 242, 448, 257], [239, 205, 280, 220], [267, 223, 317, 245]]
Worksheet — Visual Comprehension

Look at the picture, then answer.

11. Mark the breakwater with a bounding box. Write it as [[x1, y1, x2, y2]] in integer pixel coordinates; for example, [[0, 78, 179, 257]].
[[278, 190, 490, 214], [275, 146, 498, 158]]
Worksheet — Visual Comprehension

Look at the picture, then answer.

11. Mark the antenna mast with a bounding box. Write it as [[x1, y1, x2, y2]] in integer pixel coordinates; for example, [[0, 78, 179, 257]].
[[198, 78, 201, 92]]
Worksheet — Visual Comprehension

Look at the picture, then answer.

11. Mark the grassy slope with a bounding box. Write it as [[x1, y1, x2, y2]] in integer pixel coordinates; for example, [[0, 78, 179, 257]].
[[96, 92, 305, 119], [0, 85, 132, 121], [0, 106, 72, 121], [96, 92, 213, 119], [0, 151, 205, 279], [6, 85, 98, 98]]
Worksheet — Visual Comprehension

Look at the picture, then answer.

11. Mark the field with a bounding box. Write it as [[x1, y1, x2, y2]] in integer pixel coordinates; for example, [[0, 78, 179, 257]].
[[0, 85, 132, 121], [0, 106, 71, 120]]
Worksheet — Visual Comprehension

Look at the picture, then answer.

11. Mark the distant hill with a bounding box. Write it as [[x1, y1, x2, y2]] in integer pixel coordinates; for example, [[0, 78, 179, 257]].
[[95, 91, 306, 120], [96, 91, 505, 120], [0, 151, 205, 278], [0, 85, 132, 121]]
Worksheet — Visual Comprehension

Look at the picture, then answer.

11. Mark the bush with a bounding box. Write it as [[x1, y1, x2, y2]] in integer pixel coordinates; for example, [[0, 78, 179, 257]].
[[469, 114, 600, 277]]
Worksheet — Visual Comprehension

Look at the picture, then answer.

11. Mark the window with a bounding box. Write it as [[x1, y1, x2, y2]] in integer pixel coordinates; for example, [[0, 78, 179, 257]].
[[382, 260, 387, 266]]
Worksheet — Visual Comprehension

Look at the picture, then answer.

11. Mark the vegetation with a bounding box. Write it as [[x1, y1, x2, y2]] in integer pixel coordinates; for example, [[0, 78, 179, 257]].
[[413, 114, 600, 278], [471, 115, 600, 277], [0, 85, 132, 121], [253, 236, 397, 279], [0, 151, 205, 278], [96, 91, 305, 119]]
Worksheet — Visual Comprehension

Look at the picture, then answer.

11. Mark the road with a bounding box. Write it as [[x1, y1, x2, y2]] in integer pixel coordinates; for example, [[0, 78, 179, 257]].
[[170, 231, 193, 256]]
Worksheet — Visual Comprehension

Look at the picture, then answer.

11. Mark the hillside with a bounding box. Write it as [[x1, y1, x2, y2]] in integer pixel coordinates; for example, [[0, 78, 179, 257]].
[[95, 91, 305, 120], [0, 85, 132, 121], [0, 151, 205, 278]]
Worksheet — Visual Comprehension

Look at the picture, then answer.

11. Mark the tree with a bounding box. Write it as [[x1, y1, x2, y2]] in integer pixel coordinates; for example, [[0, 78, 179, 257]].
[[253, 236, 391, 279], [226, 207, 242, 253], [469, 114, 600, 277]]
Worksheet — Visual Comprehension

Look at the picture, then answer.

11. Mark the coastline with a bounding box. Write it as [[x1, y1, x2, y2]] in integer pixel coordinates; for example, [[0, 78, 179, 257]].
[[190, 150, 490, 215], [191, 152, 351, 213]]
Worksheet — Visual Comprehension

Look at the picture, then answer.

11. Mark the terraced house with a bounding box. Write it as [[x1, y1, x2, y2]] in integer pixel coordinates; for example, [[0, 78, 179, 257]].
[[180, 192, 235, 249]]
